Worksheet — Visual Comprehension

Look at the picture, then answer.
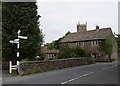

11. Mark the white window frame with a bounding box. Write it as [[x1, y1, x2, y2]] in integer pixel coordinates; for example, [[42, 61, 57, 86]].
[[91, 41, 94, 46], [91, 41, 98, 46], [48, 54, 50, 57], [95, 41, 98, 46], [76, 42, 80, 46]]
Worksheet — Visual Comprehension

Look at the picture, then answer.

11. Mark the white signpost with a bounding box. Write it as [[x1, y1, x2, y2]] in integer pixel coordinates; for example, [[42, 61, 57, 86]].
[[9, 29, 27, 74]]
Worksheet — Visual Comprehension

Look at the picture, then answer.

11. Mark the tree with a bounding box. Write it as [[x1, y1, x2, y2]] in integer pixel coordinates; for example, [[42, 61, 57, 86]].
[[116, 34, 120, 52], [0, 2, 2, 64], [45, 31, 71, 50], [2, 2, 44, 62], [99, 37, 112, 62], [45, 41, 56, 50]]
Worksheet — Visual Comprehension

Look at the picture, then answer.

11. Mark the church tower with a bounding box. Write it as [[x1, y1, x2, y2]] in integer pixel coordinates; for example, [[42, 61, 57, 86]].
[[77, 22, 87, 32]]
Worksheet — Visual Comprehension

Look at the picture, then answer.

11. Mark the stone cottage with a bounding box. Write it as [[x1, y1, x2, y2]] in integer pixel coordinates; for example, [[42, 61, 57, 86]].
[[60, 22, 118, 59], [42, 46, 59, 59], [44, 49, 59, 59]]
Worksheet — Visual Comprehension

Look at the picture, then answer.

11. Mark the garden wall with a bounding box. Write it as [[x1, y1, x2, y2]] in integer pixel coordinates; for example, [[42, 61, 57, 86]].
[[19, 58, 94, 75]]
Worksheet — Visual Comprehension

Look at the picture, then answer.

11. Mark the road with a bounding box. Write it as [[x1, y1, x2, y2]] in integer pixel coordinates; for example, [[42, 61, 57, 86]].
[[2, 61, 119, 84], [0, 64, 2, 86]]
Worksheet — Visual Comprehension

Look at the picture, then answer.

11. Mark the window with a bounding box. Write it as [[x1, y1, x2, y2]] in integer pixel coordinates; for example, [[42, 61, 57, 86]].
[[81, 42, 84, 47], [92, 41, 95, 46], [65, 43, 69, 46], [92, 41, 98, 46], [76, 42, 84, 47], [48, 54, 50, 57], [95, 41, 98, 46], [52, 54, 54, 57], [76, 42, 80, 46]]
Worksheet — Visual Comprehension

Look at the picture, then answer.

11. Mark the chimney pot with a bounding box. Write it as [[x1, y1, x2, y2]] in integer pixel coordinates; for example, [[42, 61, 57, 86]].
[[96, 25, 99, 31]]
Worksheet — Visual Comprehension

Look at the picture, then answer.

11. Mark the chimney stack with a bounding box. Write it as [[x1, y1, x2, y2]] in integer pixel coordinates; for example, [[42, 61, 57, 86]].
[[96, 25, 99, 31], [77, 22, 87, 32]]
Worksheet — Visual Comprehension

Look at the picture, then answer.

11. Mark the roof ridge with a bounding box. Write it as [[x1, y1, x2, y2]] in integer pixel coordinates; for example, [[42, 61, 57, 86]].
[[61, 27, 112, 43], [70, 27, 111, 34]]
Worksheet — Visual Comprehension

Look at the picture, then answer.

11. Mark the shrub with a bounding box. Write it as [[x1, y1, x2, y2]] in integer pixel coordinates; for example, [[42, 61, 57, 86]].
[[21, 58, 30, 62], [48, 57, 58, 60], [74, 47, 90, 57], [57, 46, 90, 59]]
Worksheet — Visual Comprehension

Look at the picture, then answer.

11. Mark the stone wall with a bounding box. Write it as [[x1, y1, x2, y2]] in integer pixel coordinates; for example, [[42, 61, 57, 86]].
[[19, 58, 94, 75]]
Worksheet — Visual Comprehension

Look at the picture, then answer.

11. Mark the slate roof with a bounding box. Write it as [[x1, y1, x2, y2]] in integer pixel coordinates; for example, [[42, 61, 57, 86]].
[[61, 28, 113, 43]]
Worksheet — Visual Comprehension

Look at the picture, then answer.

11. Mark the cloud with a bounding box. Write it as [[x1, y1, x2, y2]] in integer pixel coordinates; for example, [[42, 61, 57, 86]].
[[37, 1, 118, 43]]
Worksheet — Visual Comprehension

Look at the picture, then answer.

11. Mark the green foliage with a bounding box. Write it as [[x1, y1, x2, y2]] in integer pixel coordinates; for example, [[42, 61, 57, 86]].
[[116, 34, 120, 52], [37, 50, 45, 60], [118, 57, 120, 61], [99, 37, 112, 61], [45, 31, 71, 50], [74, 47, 90, 57], [57, 45, 73, 59], [45, 41, 57, 50], [2, 2, 44, 62], [48, 57, 58, 60], [118, 48, 120, 52], [57, 45, 90, 59], [0, 3, 1, 64], [21, 58, 30, 62]]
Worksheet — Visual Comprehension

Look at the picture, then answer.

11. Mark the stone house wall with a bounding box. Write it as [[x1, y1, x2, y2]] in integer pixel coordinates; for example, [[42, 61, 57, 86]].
[[61, 37, 118, 59], [110, 32, 118, 59], [61, 41, 105, 58]]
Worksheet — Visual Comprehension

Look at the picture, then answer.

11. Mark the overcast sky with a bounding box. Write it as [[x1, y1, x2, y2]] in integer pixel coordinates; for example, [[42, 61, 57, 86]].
[[37, 0, 118, 44]]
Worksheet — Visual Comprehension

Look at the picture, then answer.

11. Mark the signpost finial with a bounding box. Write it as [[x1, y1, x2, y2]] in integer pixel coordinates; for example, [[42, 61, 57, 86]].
[[17, 29, 21, 35]]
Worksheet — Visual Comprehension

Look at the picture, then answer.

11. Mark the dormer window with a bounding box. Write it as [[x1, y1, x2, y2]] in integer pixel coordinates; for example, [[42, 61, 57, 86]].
[[92, 41, 98, 46]]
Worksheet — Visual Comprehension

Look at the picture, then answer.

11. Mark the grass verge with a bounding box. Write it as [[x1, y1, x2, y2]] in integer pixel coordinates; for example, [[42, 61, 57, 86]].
[[22, 67, 64, 76]]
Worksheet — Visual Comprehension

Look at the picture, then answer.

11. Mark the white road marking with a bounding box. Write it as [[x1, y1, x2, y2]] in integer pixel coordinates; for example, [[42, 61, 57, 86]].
[[112, 65, 117, 67], [61, 72, 94, 84], [102, 65, 117, 70]]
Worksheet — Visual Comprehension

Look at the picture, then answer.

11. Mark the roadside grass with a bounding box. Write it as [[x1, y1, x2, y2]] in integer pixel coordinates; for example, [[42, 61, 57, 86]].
[[48, 57, 58, 60], [22, 67, 64, 76], [8, 70, 22, 76], [119, 57, 120, 60], [21, 58, 30, 62], [113, 57, 120, 61], [116, 57, 120, 61]]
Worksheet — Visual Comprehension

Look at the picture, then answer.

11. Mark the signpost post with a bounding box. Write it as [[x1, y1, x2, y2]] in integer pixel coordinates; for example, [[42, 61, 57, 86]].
[[9, 29, 27, 74]]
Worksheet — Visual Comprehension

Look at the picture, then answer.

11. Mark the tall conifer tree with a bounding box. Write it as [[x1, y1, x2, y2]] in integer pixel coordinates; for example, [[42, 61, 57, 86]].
[[2, 2, 44, 62]]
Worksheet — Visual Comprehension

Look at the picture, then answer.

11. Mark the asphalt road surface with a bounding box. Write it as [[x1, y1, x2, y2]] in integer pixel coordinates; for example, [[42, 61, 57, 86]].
[[2, 61, 119, 84], [0, 64, 2, 85]]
